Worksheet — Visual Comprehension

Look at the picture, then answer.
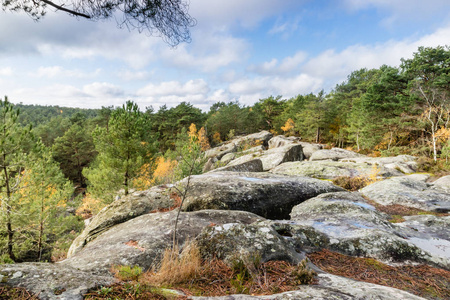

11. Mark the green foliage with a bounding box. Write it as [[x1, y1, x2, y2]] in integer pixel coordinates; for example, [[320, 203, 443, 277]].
[[52, 123, 96, 186], [84, 101, 157, 202], [113, 265, 143, 281]]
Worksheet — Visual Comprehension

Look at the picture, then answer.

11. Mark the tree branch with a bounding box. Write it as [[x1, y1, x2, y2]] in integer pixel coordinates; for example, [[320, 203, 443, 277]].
[[40, 0, 91, 19]]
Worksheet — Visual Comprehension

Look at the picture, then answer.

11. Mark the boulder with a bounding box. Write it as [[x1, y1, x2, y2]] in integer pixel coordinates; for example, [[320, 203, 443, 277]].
[[196, 222, 305, 265], [62, 210, 264, 274], [219, 152, 236, 165], [432, 175, 450, 193], [268, 135, 301, 149], [270, 160, 402, 179], [204, 143, 237, 160], [212, 159, 264, 173], [178, 171, 344, 220], [360, 174, 450, 212], [232, 131, 273, 149], [226, 144, 304, 171], [191, 273, 426, 299], [68, 185, 176, 257], [309, 148, 365, 161], [280, 192, 449, 269], [0, 262, 114, 300], [299, 142, 323, 159]]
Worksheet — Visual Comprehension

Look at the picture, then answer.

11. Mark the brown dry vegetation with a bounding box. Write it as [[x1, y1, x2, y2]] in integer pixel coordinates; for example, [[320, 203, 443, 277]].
[[308, 249, 450, 299], [0, 286, 39, 300]]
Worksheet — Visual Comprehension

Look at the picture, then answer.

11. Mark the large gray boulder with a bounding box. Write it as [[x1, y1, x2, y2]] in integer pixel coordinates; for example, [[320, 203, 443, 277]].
[[309, 148, 365, 161], [68, 185, 176, 257], [191, 273, 426, 299], [0, 262, 114, 300], [226, 144, 304, 171], [62, 210, 264, 274], [178, 171, 344, 220], [281, 192, 449, 269], [270, 160, 402, 179], [196, 222, 305, 265], [360, 174, 450, 212]]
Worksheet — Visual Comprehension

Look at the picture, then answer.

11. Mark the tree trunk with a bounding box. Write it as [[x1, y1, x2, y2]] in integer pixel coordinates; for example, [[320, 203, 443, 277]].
[[3, 164, 15, 261]]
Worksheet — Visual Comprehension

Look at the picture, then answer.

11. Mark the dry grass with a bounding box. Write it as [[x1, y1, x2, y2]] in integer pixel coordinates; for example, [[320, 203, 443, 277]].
[[143, 242, 202, 286], [308, 249, 450, 299], [0, 286, 39, 300], [86, 242, 317, 298]]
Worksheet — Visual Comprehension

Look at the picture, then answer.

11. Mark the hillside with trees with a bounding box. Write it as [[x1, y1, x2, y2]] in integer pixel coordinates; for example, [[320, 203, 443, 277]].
[[0, 45, 449, 265]]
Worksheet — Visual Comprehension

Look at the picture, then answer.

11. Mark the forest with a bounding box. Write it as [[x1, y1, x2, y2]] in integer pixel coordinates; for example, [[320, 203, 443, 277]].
[[0, 45, 449, 264]]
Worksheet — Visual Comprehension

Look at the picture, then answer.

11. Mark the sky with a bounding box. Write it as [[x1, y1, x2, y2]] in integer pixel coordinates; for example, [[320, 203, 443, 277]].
[[0, 0, 449, 112]]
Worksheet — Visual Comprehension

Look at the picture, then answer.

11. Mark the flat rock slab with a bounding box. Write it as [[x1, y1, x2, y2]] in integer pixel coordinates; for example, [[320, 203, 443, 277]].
[[270, 160, 402, 179], [191, 273, 425, 299], [340, 154, 417, 174], [432, 175, 450, 193], [68, 185, 176, 257], [360, 174, 450, 212], [0, 262, 114, 300], [309, 148, 365, 161], [281, 192, 449, 269], [179, 171, 344, 220], [62, 210, 264, 274]]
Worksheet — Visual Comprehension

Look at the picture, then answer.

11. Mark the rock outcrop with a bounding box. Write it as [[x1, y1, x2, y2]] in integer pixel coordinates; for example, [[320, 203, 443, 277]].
[[178, 171, 344, 219], [68, 185, 176, 257], [63, 210, 264, 274], [309, 148, 365, 161], [282, 192, 449, 269], [360, 174, 450, 212]]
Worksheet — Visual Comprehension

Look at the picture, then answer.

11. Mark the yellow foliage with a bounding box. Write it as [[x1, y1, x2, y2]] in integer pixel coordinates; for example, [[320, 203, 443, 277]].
[[133, 157, 178, 190], [76, 193, 104, 219], [198, 127, 210, 151], [436, 127, 450, 143], [188, 123, 197, 139], [212, 132, 222, 144], [281, 118, 295, 135], [153, 157, 178, 184]]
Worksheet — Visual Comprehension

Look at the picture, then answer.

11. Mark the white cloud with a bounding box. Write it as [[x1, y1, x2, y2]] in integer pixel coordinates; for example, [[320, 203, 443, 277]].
[[302, 24, 450, 88], [229, 73, 323, 105], [248, 51, 307, 75], [83, 82, 125, 98], [137, 79, 210, 97], [32, 66, 101, 79], [0, 67, 13, 76]]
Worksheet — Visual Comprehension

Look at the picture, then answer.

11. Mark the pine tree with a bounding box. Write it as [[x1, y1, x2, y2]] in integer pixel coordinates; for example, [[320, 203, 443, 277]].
[[83, 101, 157, 202]]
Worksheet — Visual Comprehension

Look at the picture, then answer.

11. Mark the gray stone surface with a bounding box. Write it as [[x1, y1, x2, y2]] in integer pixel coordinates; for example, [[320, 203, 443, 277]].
[[340, 154, 417, 174], [282, 191, 449, 269], [270, 160, 402, 179], [360, 174, 450, 212], [178, 171, 344, 220], [63, 210, 264, 274], [68, 185, 175, 257], [432, 175, 450, 193], [299, 142, 323, 159], [309, 148, 365, 161], [268, 135, 301, 149], [212, 159, 264, 173], [196, 222, 306, 265], [0, 262, 115, 300], [227, 144, 304, 171]]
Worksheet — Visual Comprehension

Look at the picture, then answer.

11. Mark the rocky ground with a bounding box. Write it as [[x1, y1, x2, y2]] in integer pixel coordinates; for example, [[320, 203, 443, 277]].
[[1, 131, 449, 299]]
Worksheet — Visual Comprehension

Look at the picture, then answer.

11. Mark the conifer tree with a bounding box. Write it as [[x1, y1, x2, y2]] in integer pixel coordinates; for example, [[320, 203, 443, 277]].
[[83, 101, 157, 202]]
